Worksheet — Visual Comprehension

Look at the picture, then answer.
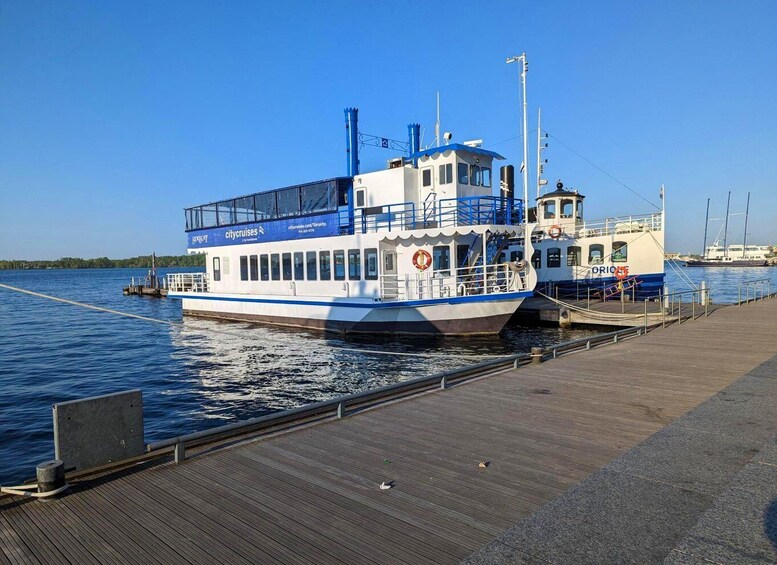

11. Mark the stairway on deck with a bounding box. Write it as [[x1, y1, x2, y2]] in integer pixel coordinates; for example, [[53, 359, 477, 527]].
[[465, 354, 777, 565]]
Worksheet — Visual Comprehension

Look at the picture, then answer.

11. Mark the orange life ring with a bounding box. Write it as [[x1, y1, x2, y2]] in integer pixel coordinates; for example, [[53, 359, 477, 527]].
[[412, 249, 432, 271], [614, 266, 629, 280], [548, 225, 562, 239]]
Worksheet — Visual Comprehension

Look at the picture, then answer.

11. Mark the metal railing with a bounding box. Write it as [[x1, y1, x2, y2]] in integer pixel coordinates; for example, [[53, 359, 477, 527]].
[[144, 324, 647, 465], [738, 279, 772, 305], [658, 287, 710, 328], [573, 213, 663, 239], [379, 263, 528, 301], [167, 272, 209, 293]]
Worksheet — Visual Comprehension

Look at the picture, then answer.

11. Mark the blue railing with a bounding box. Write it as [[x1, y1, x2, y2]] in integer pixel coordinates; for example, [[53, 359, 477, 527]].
[[341, 196, 523, 235]]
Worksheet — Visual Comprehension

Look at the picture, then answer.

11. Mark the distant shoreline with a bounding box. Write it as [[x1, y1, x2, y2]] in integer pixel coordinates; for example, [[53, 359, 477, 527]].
[[0, 254, 205, 270]]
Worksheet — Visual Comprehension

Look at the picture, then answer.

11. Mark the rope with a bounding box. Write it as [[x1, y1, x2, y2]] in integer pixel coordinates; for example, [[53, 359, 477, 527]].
[[0, 483, 69, 498], [0, 283, 509, 360], [535, 291, 650, 321]]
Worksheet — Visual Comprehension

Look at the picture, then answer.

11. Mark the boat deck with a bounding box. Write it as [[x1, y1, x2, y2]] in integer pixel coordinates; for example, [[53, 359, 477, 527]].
[[2, 298, 777, 563]]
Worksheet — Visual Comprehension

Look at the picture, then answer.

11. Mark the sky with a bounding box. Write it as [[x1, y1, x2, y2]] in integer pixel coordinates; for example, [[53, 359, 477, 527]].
[[1, 0, 776, 259]]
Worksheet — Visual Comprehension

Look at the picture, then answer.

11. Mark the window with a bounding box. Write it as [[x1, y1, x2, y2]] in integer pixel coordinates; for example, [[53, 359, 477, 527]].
[[239, 255, 249, 281], [567, 246, 581, 266], [277, 187, 300, 218], [588, 244, 604, 265], [543, 200, 556, 219], [422, 168, 432, 187], [481, 167, 491, 188], [439, 163, 453, 185], [334, 250, 345, 280], [384, 252, 394, 272], [250, 255, 259, 281], [561, 199, 574, 219], [547, 247, 561, 268], [457, 244, 470, 267], [531, 250, 541, 269], [470, 165, 481, 187], [320, 251, 332, 280], [212, 257, 221, 281], [255, 192, 277, 220], [270, 253, 280, 280], [217, 200, 235, 226], [364, 248, 378, 280], [613, 241, 628, 262], [260, 254, 269, 281], [235, 197, 255, 223], [458, 163, 469, 184], [433, 245, 450, 275], [348, 249, 361, 280], [355, 189, 366, 208], [576, 200, 584, 219], [293, 252, 304, 280], [306, 251, 317, 280], [510, 250, 524, 262], [282, 253, 292, 280], [301, 181, 336, 214]]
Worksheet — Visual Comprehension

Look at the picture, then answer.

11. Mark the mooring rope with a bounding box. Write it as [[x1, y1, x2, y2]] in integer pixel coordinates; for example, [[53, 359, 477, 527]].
[[0, 283, 510, 359]]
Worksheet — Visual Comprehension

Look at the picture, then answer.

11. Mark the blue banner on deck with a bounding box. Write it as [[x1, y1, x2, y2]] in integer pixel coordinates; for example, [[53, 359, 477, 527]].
[[187, 212, 340, 249]]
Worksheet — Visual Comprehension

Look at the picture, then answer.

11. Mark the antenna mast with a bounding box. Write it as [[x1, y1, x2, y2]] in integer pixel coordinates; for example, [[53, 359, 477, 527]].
[[435, 92, 440, 148], [742, 191, 751, 258], [506, 53, 529, 229], [723, 190, 731, 257]]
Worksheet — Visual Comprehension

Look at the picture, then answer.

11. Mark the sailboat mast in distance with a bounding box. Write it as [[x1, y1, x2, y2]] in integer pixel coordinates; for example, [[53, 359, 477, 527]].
[[723, 190, 731, 257], [702, 198, 710, 256], [742, 192, 751, 258]]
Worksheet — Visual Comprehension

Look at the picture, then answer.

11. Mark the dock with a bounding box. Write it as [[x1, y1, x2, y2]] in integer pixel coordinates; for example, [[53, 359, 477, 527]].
[[2, 297, 777, 563]]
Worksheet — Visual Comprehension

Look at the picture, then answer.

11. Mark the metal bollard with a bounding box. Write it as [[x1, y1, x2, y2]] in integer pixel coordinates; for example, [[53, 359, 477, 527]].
[[36, 460, 65, 498], [174, 442, 186, 464], [337, 401, 346, 418], [530, 347, 543, 364], [440, 376, 448, 389]]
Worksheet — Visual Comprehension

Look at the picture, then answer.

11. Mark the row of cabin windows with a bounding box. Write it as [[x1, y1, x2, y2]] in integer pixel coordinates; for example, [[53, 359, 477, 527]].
[[528, 242, 629, 269], [227, 249, 380, 283], [542, 199, 584, 220], [422, 163, 492, 188]]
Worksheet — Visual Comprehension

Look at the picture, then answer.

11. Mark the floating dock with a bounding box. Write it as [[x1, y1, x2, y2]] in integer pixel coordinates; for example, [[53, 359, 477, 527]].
[[2, 297, 777, 563]]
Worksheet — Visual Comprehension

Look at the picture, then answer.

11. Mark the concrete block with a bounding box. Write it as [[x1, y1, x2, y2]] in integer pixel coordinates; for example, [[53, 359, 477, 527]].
[[53, 389, 143, 472]]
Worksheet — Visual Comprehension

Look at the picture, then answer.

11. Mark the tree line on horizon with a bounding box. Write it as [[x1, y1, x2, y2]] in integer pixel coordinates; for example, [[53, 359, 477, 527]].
[[0, 254, 206, 270]]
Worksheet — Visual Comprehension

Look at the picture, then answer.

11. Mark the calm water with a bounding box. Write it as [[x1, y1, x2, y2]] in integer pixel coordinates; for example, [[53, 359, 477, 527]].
[[0, 268, 601, 484]]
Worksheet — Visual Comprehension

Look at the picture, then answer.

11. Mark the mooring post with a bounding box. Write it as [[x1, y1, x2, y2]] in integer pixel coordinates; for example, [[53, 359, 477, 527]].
[[174, 442, 186, 464], [531, 347, 543, 364], [36, 460, 65, 499], [440, 375, 447, 389], [337, 401, 345, 418]]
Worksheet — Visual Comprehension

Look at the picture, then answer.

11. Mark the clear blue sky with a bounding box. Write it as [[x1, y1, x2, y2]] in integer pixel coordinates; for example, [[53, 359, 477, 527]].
[[1, 0, 776, 259]]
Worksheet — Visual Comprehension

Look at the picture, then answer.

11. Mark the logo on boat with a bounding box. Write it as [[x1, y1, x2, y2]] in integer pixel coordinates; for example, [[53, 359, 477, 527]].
[[191, 234, 209, 245], [591, 265, 629, 275], [225, 226, 265, 240]]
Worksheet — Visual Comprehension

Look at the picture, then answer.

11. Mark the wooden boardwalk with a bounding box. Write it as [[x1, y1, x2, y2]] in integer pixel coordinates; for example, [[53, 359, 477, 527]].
[[2, 298, 777, 564]]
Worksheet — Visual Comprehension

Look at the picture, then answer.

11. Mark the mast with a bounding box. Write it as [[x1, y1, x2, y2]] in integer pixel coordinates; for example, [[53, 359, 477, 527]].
[[435, 92, 440, 148], [723, 190, 731, 257], [536, 107, 542, 199], [702, 198, 710, 256], [742, 191, 751, 258], [507, 53, 529, 245]]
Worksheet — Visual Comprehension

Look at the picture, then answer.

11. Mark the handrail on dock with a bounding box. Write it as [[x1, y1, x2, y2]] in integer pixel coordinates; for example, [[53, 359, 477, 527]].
[[144, 325, 647, 465], [738, 279, 772, 305]]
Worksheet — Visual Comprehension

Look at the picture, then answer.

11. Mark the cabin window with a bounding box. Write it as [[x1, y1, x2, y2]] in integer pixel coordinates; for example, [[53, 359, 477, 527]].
[[560, 199, 574, 219], [543, 200, 556, 219], [355, 188, 366, 208], [470, 165, 481, 187], [255, 192, 277, 220], [282, 253, 292, 280], [217, 200, 235, 226], [588, 244, 604, 265], [433, 245, 451, 275], [271, 253, 281, 280], [234, 197, 255, 223], [348, 249, 361, 280], [567, 246, 581, 266], [422, 168, 432, 187], [301, 182, 336, 213], [384, 252, 394, 271], [260, 254, 269, 281], [212, 257, 221, 281], [294, 252, 304, 280], [365, 248, 378, 280], [334, 250, 345, 280], [531, 250, 541, 269], [456, 244, 470, 267], [547, 248, 561, 268], [510, 250, 524, 262], [439, 163, 453, 185], [576, 201, 584, 219], [613, 241, 628, 262], [249, 255, 259, 281], [458, 163, 469, 185], [306, 251, 317, 280], [482, 168, 491, 188], [239, 256, 249, 281], [277, 187, 300, 218], [319, 251, 332, 280]]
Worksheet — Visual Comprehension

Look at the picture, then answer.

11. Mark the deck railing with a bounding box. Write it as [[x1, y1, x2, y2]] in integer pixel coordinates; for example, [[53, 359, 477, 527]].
[[379, 262, 528, 301], [573, 213, 663, 238], [167, 272, 209, 293]]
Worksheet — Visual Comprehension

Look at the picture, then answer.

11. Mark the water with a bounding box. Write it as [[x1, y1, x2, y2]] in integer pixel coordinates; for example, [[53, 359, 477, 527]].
[[0, 268, 600, 484], [664, 261, 777, 302]]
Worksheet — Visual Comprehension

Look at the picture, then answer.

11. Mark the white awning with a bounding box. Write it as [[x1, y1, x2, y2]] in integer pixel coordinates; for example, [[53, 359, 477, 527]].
[[379, 224, 522, 242]]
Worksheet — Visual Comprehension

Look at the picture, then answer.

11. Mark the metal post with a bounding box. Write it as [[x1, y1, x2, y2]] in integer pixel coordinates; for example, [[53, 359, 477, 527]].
[[738, 285, 742, 305], [587, 287, 591, 309], [441, 376, 447, 389], [174, 442, 185, 464], [692, 294, 695, 320], [644, 298, 648, 330], [678, 295, 682, 324], [337, 401, 345, 418]]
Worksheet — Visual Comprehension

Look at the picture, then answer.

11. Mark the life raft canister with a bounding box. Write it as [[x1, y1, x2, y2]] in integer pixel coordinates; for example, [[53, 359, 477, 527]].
[[614, 266, 629, 280], [412, 249, 432, 271], [548, 225, 562, 239]]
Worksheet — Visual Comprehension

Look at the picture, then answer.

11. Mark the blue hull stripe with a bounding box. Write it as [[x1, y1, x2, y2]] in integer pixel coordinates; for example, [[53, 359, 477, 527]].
[[171, 290, 534, 309]]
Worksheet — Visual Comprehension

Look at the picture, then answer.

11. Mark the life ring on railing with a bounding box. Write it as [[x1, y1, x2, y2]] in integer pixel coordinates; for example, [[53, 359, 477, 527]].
[[548, 225, 562, 239], [412, 249, 432, 271], [614, 266, 629, 280]]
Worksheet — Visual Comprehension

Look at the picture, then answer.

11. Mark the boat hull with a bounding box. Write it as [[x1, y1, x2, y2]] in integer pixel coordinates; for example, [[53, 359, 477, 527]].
[[684, 260, 768, 267], [173, 291, 532, 335]]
